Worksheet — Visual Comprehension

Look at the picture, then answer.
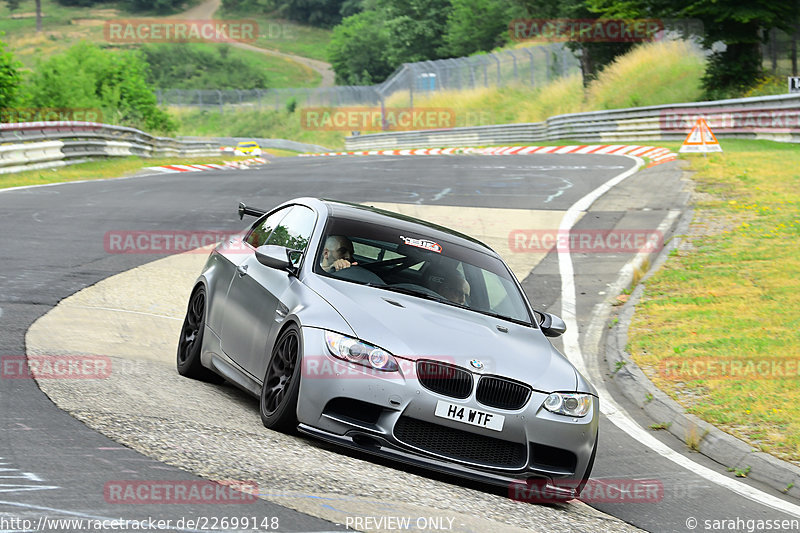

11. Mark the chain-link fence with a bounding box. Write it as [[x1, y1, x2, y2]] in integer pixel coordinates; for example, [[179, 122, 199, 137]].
[[156, 44, 580, 111]]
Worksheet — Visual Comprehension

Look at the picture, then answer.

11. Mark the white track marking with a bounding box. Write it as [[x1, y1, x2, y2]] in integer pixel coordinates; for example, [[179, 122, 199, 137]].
[[557, 156, 800, 517], [432, 188, 452, 201]]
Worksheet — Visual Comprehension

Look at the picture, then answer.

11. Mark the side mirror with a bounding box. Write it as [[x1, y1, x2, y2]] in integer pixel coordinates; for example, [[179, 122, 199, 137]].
[[536, 310, 567, 338], [255, 245, 294, 272]]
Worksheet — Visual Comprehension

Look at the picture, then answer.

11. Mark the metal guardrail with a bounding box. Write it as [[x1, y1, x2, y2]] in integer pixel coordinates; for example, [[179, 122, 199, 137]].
[[0, 121, 221, 175], [345, 94, 800, 150]]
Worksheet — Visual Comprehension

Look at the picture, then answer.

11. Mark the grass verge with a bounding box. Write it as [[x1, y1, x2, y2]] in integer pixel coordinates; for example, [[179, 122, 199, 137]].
[[0, 153, 288, 190], [628, 139, 800, 464], [173, 108, 345, 150]]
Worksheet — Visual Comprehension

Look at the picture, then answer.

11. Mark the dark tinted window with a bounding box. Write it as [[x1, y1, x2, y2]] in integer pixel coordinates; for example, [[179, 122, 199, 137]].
[[245, 207, 290, 248], [315, 216, 532, 325], [265, 205, 316, 265]]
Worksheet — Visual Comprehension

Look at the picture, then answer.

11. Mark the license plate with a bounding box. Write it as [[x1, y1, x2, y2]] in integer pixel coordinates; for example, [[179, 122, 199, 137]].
[[434, 400, 505, 432]]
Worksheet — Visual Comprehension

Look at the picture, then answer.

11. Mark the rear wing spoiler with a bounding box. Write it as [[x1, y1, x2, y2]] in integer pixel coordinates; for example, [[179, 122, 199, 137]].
[[238, 202, 267, 220]]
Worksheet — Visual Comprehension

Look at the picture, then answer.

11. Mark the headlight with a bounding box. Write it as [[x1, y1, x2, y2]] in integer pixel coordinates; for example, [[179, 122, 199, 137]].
[[542, 393, 592, 417], [324, 331, 398, 372]]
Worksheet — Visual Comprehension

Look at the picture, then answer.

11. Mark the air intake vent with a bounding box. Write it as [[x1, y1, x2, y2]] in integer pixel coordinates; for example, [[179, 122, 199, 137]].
[[476, 376, 532, 410], [416, 360, 473, 399], [394, 416, 527, 468]]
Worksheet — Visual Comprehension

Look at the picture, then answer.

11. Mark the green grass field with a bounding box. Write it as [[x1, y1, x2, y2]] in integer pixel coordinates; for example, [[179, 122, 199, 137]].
[[0, 151, 295, 190], [629, 140, 800, 464], [1, 0, 322, 88], [218, 9, 332, 62], [173, 107, 344, 149], [148, 42, 320, 89]]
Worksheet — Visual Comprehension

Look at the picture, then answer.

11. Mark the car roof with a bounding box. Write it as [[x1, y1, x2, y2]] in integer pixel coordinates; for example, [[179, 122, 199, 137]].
[[320, 199, 495, 256]]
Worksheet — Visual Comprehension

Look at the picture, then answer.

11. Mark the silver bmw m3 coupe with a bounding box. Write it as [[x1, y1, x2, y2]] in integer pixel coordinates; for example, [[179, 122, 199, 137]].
[[177, 197, 599, 500]]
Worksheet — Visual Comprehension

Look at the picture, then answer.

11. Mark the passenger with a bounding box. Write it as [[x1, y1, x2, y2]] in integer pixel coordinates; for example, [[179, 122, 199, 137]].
[[320, 235, 357, 273], [438, 271, 470, 305]]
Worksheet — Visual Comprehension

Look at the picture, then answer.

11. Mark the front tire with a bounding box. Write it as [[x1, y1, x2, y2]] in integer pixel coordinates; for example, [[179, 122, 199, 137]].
[[177, 286, 223, 383], [260, 324, 302, 431]]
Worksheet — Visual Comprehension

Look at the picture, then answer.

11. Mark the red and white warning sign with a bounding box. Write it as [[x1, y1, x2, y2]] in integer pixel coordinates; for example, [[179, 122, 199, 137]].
[[679, 118, 722, 153]]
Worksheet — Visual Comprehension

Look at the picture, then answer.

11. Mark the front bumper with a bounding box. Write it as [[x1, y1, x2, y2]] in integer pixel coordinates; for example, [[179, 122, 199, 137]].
[[296, 327, 599, 493]]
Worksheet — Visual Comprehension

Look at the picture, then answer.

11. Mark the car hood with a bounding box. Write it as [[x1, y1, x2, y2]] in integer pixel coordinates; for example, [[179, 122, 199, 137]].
[[304, 275, 578, 392]]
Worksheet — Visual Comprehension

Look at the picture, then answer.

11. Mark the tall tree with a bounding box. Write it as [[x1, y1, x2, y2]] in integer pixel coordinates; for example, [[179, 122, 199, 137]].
[[328, 10, 393, 84], [443, 0, 522, 57], [327, 0, 454, 83], [588, 0, 798, 97], [514, 0, 632, 85], [378, 0, 453, 65]]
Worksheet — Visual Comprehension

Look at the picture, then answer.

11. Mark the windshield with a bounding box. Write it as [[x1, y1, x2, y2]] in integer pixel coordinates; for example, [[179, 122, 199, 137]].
[[314, 216, 533, 325]]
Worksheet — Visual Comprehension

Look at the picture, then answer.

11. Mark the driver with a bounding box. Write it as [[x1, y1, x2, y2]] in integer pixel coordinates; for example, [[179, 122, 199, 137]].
[[320, 235, 357, 273], [438, 270, 470, 305]]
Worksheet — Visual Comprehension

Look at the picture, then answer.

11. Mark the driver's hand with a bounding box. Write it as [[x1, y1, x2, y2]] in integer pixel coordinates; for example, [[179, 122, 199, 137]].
[[332, 259, 357, 271]]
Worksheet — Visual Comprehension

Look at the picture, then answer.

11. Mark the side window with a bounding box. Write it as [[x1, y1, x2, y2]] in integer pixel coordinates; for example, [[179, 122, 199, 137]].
[[481, 269, 528, 318], [265, 206, 316, 265], [245, 208, 290, 248]]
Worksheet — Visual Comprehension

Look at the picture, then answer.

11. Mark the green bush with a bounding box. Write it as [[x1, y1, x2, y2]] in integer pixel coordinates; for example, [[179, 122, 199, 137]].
[[328, 10, 393, 84], [24, 42, 175, 134], [0, 36, 22, 110], [743, 75, 790, 98], [142, 44, 270, 90]]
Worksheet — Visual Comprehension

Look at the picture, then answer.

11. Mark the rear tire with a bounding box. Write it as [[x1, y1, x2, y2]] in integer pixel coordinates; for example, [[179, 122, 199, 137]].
[[176, 286, 223, 383], [260, 324, 302, 431]]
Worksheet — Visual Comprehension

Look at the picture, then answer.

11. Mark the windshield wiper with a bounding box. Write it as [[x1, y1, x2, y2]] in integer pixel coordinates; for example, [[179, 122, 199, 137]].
[[373, 284, 448, 303], [477, 310, 532, 327]]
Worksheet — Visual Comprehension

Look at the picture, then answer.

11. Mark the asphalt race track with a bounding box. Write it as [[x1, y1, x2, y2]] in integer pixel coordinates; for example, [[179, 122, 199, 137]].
[[1, 154, 798, 532]]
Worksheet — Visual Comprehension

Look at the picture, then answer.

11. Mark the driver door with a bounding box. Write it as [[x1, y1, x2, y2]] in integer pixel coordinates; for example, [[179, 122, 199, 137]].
[[220, 205, 315, 379]]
